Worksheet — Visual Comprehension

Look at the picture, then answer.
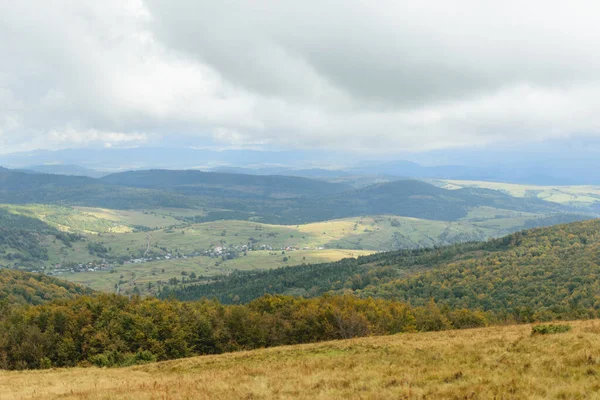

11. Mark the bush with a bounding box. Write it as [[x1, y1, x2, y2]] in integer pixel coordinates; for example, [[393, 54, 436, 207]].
[[39, 357, 52, 369], [531, 324, 572, 335], [89, 351, 126, 367]]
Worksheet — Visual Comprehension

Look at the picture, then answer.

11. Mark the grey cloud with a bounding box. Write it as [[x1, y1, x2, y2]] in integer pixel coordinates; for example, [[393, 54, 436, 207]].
[[1, 0, 600, 154], [145, 0, 600, 107]]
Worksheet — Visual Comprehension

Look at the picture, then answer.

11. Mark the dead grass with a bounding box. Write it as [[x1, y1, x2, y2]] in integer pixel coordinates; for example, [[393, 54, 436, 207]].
[[3, 320, 600, 399]]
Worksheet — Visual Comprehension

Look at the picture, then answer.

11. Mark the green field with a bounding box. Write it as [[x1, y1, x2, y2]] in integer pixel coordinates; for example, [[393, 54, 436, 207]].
[[85, 211, 550, 259], [73, 207, 184, 229], [61, 249, 374, 295], [436, 179, 600, 208], [0, 204, 187, 234]]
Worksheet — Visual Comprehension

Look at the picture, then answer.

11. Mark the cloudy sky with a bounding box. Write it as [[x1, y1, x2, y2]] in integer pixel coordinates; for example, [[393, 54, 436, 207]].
[[1, 0, 599, 155]]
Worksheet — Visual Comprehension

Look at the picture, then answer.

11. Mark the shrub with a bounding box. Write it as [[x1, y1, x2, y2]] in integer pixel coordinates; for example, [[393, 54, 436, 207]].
[[531, 324, 572, 335], [39, 357, 52, 369]]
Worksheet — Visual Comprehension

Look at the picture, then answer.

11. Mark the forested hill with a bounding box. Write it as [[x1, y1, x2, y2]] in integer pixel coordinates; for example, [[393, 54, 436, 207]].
[[165, 218, 600, 320], [291, 180, 565, 221], [101, 169, 351, 198], [0, 167, 579, 223], [0, 168, 200, 209], [0, 269, 94, 305]]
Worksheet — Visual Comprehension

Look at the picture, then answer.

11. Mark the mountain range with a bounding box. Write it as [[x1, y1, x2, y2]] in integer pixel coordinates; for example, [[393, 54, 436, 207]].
[[4, 145, 600, 184]]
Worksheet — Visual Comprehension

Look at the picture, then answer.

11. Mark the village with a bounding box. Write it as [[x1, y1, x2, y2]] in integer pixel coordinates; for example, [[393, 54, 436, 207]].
[[38, 242, 326, 277]]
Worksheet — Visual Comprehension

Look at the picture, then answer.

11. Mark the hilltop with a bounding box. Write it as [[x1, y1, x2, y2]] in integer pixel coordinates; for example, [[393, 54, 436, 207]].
[[2, 320, 598, 399]]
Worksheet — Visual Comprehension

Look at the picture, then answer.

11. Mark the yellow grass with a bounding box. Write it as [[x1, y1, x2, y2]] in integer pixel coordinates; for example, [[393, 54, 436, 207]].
[[3, 320, 600, 399]]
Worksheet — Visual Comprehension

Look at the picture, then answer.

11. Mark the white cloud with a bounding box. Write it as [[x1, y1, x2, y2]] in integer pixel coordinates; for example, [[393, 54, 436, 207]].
[[1, 0, 600, 154]]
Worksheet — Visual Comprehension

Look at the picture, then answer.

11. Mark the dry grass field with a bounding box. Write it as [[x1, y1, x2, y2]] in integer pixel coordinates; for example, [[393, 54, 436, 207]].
[[3, 320, 600, 399]]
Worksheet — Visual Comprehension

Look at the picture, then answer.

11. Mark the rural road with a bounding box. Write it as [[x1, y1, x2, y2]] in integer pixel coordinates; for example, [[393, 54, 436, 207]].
[[143, 232, 152, 256]]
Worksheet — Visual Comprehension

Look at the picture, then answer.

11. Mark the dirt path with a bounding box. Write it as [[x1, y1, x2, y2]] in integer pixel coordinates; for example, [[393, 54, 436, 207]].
[[143, 232, 152, 257]]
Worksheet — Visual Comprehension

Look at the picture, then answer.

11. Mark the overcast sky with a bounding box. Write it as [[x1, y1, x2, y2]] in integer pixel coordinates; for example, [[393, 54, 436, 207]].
[[1, 0, 600, 155]]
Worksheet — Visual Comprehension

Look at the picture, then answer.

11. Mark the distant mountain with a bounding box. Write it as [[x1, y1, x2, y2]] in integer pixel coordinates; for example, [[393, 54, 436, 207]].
[[22, 165, 108, 178], [345, 161, 574, 185], [5, 145, 600, 184], [273, 179, 570, 223], [213, 166, 349, 179], [0, 169, 200, 209], [101, 169, 352, 199], [0, 168, 585, 224], [0, 147, 333, 171]]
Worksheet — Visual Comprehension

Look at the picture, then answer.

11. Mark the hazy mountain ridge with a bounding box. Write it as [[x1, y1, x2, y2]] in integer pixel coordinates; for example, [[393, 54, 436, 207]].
[[21, 165, 108, 178], [5, 145, 600, 184], [101, 169, 352, 199]]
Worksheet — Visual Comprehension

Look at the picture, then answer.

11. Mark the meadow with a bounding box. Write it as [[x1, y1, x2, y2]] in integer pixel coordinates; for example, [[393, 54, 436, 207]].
[[438, 179, 600, 208], [2, 320, 600, 399], [84, 211, 541, 259], [62, 249, 374, 295]]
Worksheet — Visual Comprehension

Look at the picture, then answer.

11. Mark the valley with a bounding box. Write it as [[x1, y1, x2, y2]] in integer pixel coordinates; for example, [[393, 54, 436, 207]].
[[1, 166, 600, 399], [3, 6, 599, 397], [0, 196, 589, 296]]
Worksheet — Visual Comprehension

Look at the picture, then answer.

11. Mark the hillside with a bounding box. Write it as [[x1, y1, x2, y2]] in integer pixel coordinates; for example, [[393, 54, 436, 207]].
[[101, 169, 351, 199], [0, 269, 93, 305], [251, 179, 573, 223], [0, 208, 82, 268], [4, 205, 581, 296], [0, 169, 201, 210], [323, 180, 566, 220], [0, 168, 582, 225], [2, 320, 597, 399], [168, 219, 600, 320]]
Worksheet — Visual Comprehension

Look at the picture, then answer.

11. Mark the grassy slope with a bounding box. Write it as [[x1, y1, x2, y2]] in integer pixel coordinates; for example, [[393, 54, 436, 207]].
[[3, 320, 600, 399], [84, 210, 560, 257]]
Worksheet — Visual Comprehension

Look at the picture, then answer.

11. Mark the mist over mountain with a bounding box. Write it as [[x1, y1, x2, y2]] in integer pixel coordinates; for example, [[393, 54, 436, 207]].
[[20, 165, 108, 178], [3, 140, 600, 185]]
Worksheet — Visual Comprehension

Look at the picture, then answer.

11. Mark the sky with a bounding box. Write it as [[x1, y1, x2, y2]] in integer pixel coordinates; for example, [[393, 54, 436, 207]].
[[1, 0, 600, 155]]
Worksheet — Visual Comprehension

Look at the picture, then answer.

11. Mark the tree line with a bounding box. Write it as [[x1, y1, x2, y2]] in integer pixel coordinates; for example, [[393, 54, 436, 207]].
[[0, 293, 488, 370]]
